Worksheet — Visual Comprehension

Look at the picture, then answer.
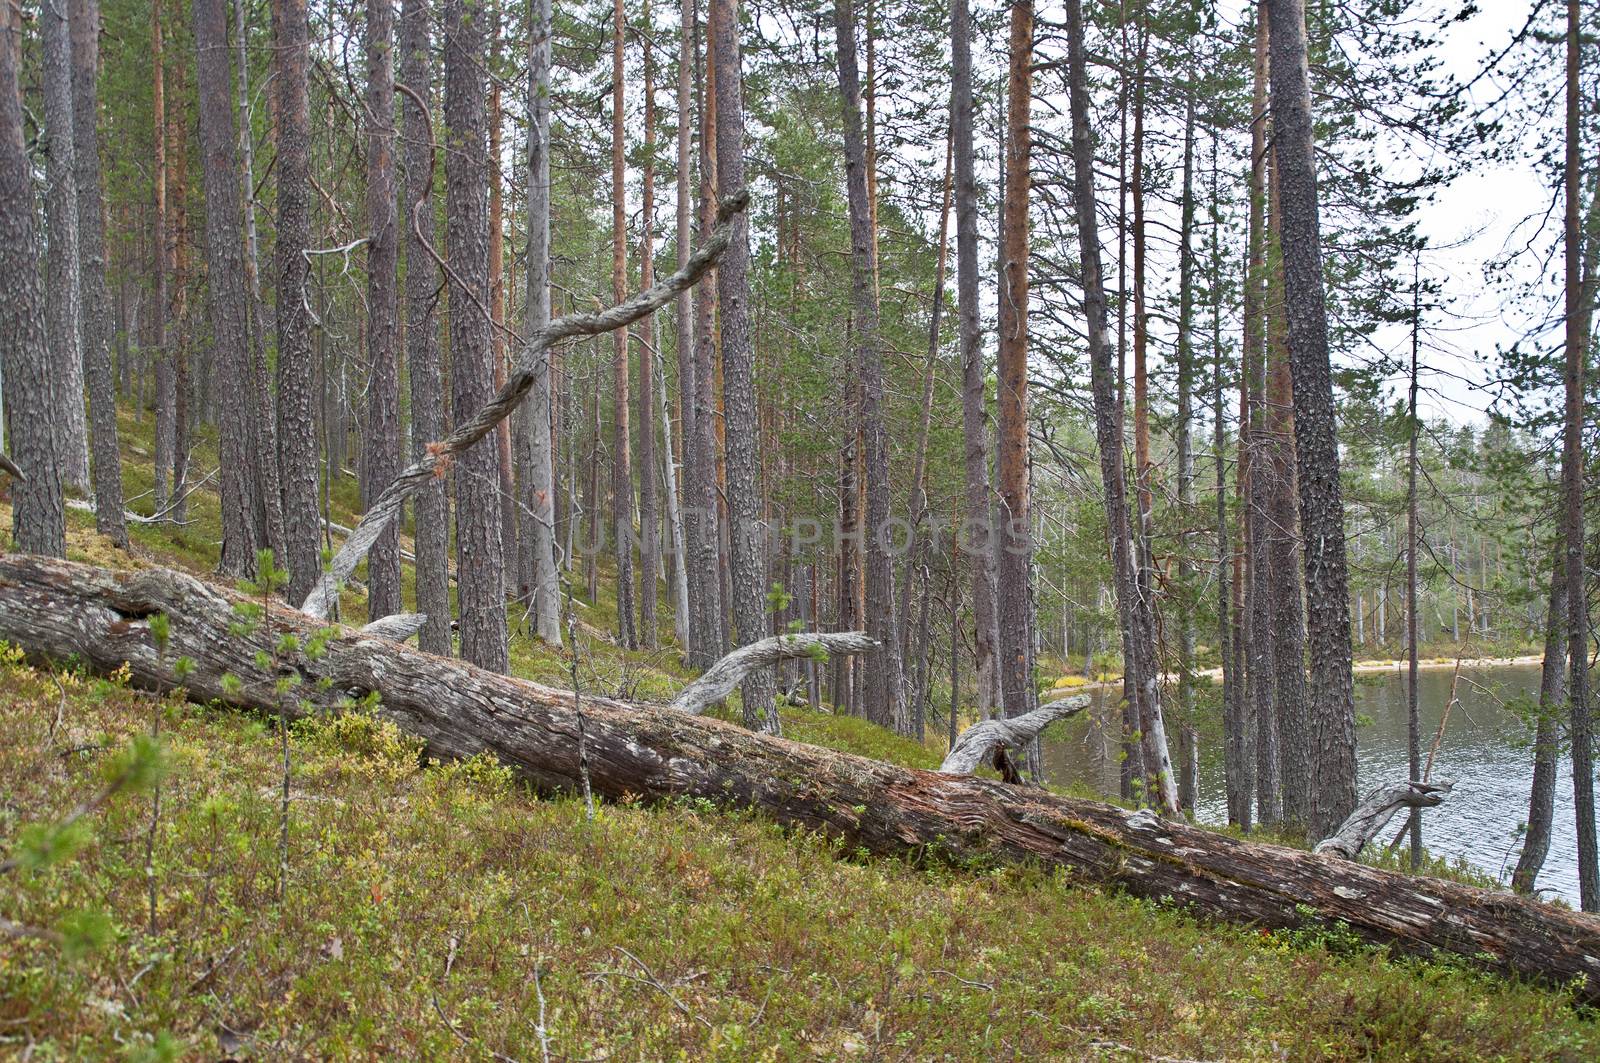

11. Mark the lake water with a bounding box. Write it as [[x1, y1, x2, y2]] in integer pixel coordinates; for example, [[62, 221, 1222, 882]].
[[1038, 663, 1587, 905]]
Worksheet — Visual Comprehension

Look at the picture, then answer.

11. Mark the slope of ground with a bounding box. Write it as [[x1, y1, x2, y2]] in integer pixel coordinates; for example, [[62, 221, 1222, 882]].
[[3, 654, 1596, 1061]]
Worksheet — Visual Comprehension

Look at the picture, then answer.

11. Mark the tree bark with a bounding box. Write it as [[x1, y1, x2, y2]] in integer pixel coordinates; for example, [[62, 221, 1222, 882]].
[[235, 0, 286, 576], [638, 7, 661, 649], [995, 0, 1035, 738], [611, 0, 638, 650], [1245, 4, 1280, 828], [150, 0, 172, 515], [1562, 0, 1599, 912], [656, 344, 691, 651], [42, 0, 90, 495], [686, 6, 724, 670], [399, 0, 452, 656], [1265, 0, 1357, 842], [1514, 562, 1568, 894], [1212, 133, 1247, 828], [713, 0, 778, 733], [1130, 23, 1156, 777], [1405, 263, 1423, 867], [1174, 92, 1199, 813], [70, 0, 126, 548], [444, 0, 509, 672], [8, 552, 1600, 999], [521, 0, 562, 647], [832, 0, 904, 733], [363, 0, 403, 621], [195, 0, 263, 578], [676, 0, 706, 661], [0, 3, 65, 556], [895, 132, 952, 668], [1064, 0, 1177, 815], [1264, 156, 1309, 832], [951, 0, 1000, 720], [270, 0, 320, 599]]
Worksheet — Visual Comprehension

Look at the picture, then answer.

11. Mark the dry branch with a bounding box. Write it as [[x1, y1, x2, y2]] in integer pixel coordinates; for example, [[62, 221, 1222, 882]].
[[667, 632, 877, 715], [1315, 779, 1456, 860], [939, 696, 1091, 775], [360, 613, 430, 642], [299, 190, 750, 618]]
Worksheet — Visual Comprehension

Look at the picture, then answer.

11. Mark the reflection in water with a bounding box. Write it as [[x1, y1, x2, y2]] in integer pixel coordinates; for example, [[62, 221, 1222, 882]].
[[1038, 664, 1587, 906]]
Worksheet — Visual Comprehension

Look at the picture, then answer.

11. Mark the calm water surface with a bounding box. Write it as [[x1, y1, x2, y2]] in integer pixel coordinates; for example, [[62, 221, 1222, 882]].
[[1038, 663, 1587, 905]]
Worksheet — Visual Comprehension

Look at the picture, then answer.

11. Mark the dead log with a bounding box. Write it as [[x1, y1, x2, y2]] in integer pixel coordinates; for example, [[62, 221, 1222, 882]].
[[1315, 779, 1456, 860], [3, 554, 1600, 999], [668, 632, 877, 715], [939, 696, 1091, 775], [360, 613, 430, 642]]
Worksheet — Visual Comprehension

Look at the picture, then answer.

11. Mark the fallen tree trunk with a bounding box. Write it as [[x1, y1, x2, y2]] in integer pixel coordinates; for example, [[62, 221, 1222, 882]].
[[3, 554, 1599, 1000]]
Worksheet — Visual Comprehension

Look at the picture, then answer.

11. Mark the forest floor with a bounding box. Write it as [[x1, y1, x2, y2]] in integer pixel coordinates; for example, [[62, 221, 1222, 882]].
[[2, 407, 1597, 1057], [5, 653, 1598, 1060]]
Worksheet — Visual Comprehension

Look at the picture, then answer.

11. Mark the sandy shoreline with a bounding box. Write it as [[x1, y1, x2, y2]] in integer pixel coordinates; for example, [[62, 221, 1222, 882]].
[[1057, 653, 1546, 695]]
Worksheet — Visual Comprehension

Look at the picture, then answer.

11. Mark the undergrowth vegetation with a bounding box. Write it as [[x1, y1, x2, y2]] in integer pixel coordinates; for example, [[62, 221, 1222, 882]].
[[3, 652, 1597, 1060]]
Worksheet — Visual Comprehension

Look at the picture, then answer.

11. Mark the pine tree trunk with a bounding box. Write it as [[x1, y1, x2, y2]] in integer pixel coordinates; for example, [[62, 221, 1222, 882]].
[[363, 0, 403, 621], [1265, 0, 1357, 840], [166, 49, 193, 528], [444, 0, 509, 672], [489, 76, 517, 599], [714, 0, 778, 733], [0, 2, 65, 556], [832, 0, 903, 733], [1174, 92, 1198, 813], [150, 0, 172, 515], [896, 133, 952, 667], [195, 0, 263, 578], [1246, 5, 1280, 826], [952, 0, 1000, 719], [1514, 563, 1568, 893], [521, 0, 563, 647], [638, 8, 661, 649], [1130, 24, 1156, 757], [1212, 133, 1247, 828], [686, 6, 724, 669], [270, 0, 320, 598], [1405, 264, 1423, 867], [1065, 0, 1177, 815], [399, 0, 452, 657], [234, 0, 286, 575], [42, 0, 90, 495], [676, 0, 704, 660], [1561, 0, 1599, 912], [70, 0, 126, 548], [609, 0, 638, 649], [656, 345, 691, 650], [995, 0, 1035, 738], [1265, 158, 1309, 832]]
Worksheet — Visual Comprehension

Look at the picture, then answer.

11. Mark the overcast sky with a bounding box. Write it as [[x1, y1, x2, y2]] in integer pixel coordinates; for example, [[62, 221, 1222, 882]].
[[1374, 1, 1560, 425]]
